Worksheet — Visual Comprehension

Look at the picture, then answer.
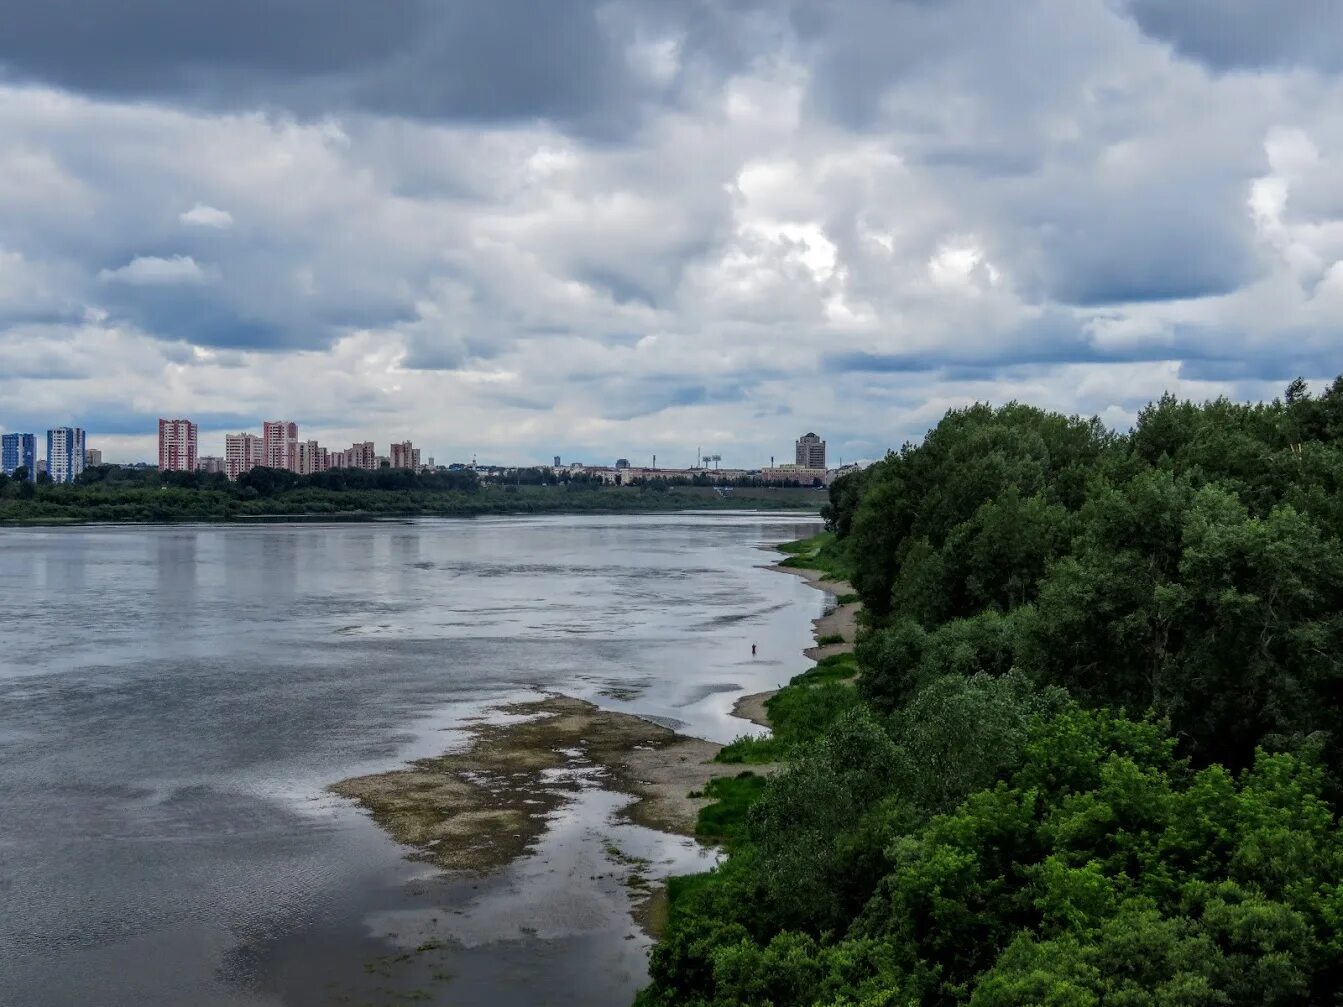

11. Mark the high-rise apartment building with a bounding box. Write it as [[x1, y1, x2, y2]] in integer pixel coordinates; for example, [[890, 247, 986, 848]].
[[224, 432, 264, 480], [335, 441, 378, 470], [198, 456, 226, 475], [85, 448, 103, 467], [2, 432, 37, 480], [296, 440, 329, 475], [158, 418, 198, 472], [389, 440, 421, 470], [795, 432, 826, 470], [262, 420, 298, 471], [47, 427, 86, 484]]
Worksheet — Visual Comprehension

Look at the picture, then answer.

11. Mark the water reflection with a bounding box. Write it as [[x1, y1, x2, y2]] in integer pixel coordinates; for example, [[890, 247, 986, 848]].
[[0, 513, 822, 1006]]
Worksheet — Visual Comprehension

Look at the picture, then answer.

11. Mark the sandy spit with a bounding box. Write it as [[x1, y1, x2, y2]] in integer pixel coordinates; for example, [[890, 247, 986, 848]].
[[327, 550, 861, 933], [330, 695, 731, 874]]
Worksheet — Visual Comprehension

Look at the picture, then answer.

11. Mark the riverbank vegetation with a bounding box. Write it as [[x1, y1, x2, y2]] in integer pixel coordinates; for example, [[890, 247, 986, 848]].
[[716, 654, 861, 765], [0, 464, 821, 524], [639, 380, 1343, 1006]]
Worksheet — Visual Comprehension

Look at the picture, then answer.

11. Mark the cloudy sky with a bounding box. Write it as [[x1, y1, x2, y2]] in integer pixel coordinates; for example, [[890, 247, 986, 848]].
[[2, 0, 1341, 466]]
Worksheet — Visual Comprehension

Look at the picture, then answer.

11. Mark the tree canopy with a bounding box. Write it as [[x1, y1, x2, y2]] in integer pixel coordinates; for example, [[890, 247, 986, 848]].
[[641, 380, 1343, 1006]]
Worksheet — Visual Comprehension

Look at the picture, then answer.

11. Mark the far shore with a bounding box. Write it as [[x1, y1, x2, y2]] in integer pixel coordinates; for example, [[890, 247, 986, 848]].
[[0, 482, 825, 529], [0, 502, 823, 529]]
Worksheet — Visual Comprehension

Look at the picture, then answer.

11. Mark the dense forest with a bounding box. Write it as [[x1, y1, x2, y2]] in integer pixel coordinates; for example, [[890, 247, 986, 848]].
[[0, 464, 821, 523], [640, 379, 1343, 1006]]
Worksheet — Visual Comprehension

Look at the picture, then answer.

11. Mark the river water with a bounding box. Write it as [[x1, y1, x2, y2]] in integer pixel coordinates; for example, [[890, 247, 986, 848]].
[[0, 512, 824, 1006]]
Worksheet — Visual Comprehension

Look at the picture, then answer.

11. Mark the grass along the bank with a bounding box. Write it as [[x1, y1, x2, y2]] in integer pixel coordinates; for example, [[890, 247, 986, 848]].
[[681, 533, 863, 933], [716, 653, 861, 764], [775, 530, 851, 580], [691, 772, 768, 843], [717, 534, 861, 768]]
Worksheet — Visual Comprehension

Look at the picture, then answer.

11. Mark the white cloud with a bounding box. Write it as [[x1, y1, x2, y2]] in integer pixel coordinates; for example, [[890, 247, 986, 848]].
[[98, 255, 213, 285], [179, 203, 234, 228], [2, 1, 1343, 466]]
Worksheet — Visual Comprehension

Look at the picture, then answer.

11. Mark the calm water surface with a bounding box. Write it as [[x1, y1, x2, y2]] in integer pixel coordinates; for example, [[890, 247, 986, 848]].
[[0, 512, 824, 1006]]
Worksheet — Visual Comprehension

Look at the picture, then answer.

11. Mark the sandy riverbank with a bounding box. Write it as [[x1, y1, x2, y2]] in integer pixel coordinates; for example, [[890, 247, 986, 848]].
[[329, 542, 851, 938], [730, 562, 860, 724]]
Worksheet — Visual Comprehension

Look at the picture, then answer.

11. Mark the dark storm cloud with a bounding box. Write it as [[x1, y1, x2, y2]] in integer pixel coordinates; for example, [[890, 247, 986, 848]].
[[0, 0, 650, 130], [1037, 211, 1253, 307], [0, 1, 425, 81], [593, 376, 755, 421], [1125, 0, 1343, 72], [788, 0, 957, 129], [72, 407, 263, 436], [93, 278, 296, 350]]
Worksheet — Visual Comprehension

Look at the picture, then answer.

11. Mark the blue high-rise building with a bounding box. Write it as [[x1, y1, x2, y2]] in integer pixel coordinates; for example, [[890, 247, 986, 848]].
[[46, 427, 86, 484], [2, 432, 37, 480]]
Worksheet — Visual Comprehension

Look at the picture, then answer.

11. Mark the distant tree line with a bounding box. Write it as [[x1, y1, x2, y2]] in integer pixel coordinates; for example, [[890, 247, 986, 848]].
[[0, 462, 820, 523]]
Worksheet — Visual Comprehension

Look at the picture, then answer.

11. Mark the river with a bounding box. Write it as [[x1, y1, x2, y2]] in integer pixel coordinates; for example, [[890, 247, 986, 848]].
[[0, 512, 824, 1006]]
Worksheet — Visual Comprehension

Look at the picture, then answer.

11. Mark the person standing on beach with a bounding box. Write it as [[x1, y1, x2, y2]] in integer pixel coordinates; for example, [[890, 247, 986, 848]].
[[751, 643, 757, 656]]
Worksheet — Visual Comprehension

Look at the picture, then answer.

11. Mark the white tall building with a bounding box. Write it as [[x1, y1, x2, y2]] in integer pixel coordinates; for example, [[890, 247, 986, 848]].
[[262, 420, 298, 471], [46, 427, 86, 484], [225, 432, 264, 480]]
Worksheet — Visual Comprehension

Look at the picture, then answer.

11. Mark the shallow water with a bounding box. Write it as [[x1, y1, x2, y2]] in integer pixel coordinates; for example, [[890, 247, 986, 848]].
[[0, 512, 824, 1006]]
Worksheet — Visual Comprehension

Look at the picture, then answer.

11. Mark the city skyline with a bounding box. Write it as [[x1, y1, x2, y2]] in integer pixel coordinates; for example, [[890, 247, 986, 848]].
[[0, 417, 840, 472], [4, 410, 835, 480]]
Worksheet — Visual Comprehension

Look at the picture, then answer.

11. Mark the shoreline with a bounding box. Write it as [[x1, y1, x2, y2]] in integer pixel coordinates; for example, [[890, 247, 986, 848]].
[[730, 561, 860, 725], [327, 537, 849, 942], [0, 501, 824, 529], [0, 493, 823, 530]]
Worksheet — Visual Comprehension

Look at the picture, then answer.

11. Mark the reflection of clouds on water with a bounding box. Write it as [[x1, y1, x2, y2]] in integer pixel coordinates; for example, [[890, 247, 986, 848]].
[[363, 784, 715, 950], [0, 512, 821, 1006], [695, 600, 792, 629], [674, 682, 743, 708]]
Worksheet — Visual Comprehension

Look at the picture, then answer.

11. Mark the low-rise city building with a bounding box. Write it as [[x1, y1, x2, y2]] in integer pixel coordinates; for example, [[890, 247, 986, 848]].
[[85, 448, 103, 467], [762, 464, 827, 485]]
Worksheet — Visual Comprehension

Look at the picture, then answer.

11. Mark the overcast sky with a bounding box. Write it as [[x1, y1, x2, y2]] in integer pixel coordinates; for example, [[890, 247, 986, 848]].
[[2, 0, 1341, 465]]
